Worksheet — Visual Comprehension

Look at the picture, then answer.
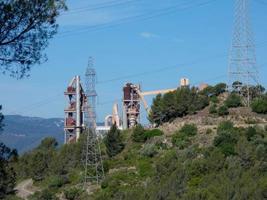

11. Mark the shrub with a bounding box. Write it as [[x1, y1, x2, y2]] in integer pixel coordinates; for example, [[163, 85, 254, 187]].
[[210, 96, 219, 103], [206, 129, 212, 134], [64, 188, 83, 200], [138, 160, 154, 177], [225, 93, 242, 108], [217, 105, 229, 116], [246, 127, 257, 141], [172, 133, 191, 149], [214, 130, 237, 156], [29, 189, 58, 200], [172, 124, 197, 149], [251, 97, 267, 114], [48, 176, 68, 189], [217, 121, 234, 132], [132, 124, 146, 142], [209, 104, 217, 114], [140, 143, 158, 157], [144, 129, 164, 140], [180, 124, 198, 136]]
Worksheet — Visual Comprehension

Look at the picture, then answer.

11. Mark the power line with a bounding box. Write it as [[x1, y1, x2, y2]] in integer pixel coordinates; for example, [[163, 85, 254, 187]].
[[63, 0, 141, 15], [58, 0, 218, 38], [6, 39, 267, 115], [96, 53, 227, 84]]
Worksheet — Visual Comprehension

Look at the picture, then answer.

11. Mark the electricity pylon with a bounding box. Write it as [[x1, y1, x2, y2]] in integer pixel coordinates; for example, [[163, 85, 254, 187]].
[[228, 0, 259, 106], [84, 57, 104, 185]]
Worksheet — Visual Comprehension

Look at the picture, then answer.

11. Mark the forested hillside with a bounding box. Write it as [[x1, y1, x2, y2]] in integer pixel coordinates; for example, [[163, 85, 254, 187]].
[[2, 83, 267, 200]]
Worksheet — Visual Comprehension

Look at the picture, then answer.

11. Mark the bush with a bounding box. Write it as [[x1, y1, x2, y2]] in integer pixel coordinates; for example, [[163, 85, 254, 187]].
[[132, 124, 146, 142], [138, 160, 154, 177], [210, 96, 219, 103], [140, 143, 158, 157], [144, 129, 164, 140], [172, 133, 191, 149], [217, 105, 229, 116], [246, 127, 257, 141], [251, 97, 267, 114], [180, 124, 198, 136], [172, 124, 197, 149], [225, 93, 242, 108], [209, 104, 217, 114], [29, 189, 58, 200], [48, 176, 68, 189], [206, 129, 212, 134], [64, 188, 83, 200], [217, 121, 234, 132], [214, 129, 237, 156]]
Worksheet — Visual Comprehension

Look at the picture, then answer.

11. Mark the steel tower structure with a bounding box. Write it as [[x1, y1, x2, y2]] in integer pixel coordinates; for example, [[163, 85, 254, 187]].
[[228, 0, 259, 106], [84, 57, 104, 185], [84, 58, 97, 128]]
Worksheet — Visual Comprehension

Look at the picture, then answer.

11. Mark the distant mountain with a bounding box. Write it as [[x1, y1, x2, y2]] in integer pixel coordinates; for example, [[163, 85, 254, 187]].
[[0, 115, 65, 153]]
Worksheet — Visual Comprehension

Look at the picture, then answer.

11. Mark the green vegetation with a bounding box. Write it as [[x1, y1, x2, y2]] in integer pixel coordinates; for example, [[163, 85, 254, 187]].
[[225, 93, 242, 108], [144, 129, 163, 140], [217, 105, 229, 116], [149, 87, 209, 126], [131, 124, 146, 142], [93, 122, 267, 200], [0, 0, 66, 78], [209, 103, 217, 114], [4, 83, 267, 199], [172, 124, 197, 149], [104, 124, 124, 157], [0, 106, 18, 199], [0, 143, 18, 199], [200, 82, 226, 96], [64, 188, 83, 200], [0, 105, 3, 131], [132, 125, 164, 143], [251, 94, 267, 114], [214, 121, 237, 156]]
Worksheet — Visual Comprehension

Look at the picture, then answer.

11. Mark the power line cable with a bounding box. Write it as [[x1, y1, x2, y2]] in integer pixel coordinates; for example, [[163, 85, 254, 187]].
[[63, 0, 141, 15], [7, 40, 267, 115], [59, 0, 195, 35], [58, 0, 217, 38]]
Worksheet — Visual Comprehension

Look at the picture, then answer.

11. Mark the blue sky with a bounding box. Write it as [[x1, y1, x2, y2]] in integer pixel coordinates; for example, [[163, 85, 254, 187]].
[[0, 0, 267, 123]]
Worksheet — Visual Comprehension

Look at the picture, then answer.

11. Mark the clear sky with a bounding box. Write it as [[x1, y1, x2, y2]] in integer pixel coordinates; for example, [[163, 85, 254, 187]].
[[0, 0, 267, 123]]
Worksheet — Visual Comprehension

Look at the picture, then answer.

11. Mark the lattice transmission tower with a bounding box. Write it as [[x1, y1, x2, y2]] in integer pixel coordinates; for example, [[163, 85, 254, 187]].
[[228, 0, 259, 106], [84, 57, 104, 185]]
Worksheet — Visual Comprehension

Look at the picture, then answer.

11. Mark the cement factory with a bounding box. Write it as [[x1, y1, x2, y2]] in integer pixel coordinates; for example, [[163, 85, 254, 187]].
[[63, 68, 191, 143]]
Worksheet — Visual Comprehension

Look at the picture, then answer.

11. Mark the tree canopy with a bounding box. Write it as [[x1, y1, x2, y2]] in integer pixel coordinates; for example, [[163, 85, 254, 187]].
[[0, 0, 66, 78], [104, 124, 124, 158], [0, 105, 3, 131], [149, 87, 209, 126], [0, 142, 18, 198]]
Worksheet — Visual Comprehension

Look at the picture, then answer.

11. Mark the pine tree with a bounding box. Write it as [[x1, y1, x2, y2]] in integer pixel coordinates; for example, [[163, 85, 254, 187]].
[[105, 124, 124, 157]]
